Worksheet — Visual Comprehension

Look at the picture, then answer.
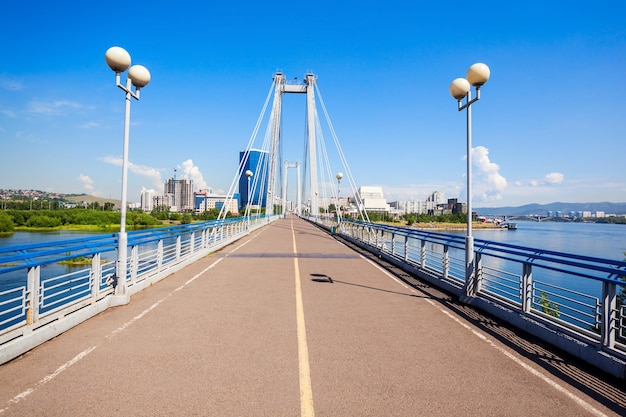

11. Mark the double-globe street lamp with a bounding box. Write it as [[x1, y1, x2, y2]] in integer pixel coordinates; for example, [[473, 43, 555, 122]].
[[449, 63, 490, 296], [105, 46, 151, 298]]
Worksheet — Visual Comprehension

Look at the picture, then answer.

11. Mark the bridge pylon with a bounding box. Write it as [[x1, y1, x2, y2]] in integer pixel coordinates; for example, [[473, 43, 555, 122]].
[[268, 72, 318, 217]]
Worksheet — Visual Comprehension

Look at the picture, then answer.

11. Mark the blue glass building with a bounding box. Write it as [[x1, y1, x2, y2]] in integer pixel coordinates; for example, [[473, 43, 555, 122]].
[[239, 149, 269, 208]]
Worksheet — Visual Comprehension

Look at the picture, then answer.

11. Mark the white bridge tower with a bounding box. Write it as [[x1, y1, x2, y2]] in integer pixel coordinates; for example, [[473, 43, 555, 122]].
[[267, 72, 318, 216]]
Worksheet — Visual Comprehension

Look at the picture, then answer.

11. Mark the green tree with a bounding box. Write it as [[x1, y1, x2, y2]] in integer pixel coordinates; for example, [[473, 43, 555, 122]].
[[198, 208, 219, 220], [0, 211, 15, 233]]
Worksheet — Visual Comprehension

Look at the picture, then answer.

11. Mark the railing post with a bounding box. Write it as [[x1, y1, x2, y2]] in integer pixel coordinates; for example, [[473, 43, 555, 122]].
[[475, 252, 483, 293], [176, 235, 182, 260], [91, 253, 101, 301], [391, 232, 396, 256], [464, 246, 477, 297], [521, 263, 532, 313], [190, 231, 196, 254], [404, 235, 409, 262], [157, 239, 163, 269], [442, 245, 449, 280], [601, 281, 617, 349], [26, 265, 40, 325], [420, 240, 426, 269], [130, 244, 138, 283]]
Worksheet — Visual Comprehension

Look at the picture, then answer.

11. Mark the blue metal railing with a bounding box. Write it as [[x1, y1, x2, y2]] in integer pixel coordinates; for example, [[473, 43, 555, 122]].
[[0, 215, 274, 364], [317, 217, 626, 379]]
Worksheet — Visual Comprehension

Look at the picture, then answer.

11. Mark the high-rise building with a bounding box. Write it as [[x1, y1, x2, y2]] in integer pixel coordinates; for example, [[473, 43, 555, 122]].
[[239, 149, 269, 208], [140, 188, 155, 212], [164, 178, 194, 212]]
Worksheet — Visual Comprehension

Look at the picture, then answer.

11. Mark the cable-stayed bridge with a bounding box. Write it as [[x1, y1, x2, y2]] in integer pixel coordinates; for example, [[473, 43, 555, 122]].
[[0, 73, 625, 416], [218, 72, 370, 223]]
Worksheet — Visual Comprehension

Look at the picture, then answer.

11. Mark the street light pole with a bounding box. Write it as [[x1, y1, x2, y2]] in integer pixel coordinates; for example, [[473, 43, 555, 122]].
[[245, 169, 253, 227], [105, 46, 151, 299], [336, 172, 343, 224], [449, 63, 490, 296]]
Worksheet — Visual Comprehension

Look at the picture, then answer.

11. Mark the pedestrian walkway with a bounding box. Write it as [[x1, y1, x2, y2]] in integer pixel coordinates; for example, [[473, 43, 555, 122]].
[[0, 215, 624, 416]]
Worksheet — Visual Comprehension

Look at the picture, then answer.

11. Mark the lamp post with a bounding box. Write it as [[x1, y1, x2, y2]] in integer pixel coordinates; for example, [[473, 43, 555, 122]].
[[449, 62, 490, 296], [245, 169, 253, 226], [105, 46, 151, 298], [336, 172, 343, 223]]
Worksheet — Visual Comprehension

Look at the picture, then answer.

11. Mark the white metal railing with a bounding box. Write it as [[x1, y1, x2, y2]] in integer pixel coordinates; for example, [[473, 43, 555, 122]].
[[315, 216, 626, 380], [0, 215, 276, 364]]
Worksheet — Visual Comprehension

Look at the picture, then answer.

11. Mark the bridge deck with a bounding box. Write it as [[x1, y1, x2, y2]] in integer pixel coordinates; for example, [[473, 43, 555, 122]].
[[0, 216, 624, 416]]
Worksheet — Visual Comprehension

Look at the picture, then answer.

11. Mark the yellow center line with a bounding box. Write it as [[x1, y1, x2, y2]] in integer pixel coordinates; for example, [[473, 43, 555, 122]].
[[291, 218, 315, 417]]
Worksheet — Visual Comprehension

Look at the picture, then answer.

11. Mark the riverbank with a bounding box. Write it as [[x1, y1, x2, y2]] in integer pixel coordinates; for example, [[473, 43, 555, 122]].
[[13, 222, 175, 233], [413, 222, 505, 230], [377, 221, 504, 231]]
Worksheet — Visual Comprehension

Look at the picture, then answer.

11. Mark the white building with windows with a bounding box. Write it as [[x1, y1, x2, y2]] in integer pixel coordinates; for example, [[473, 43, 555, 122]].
[[195, 190, 240, 215], [140, 188, 155, 212], [357, 186, 390, 213]]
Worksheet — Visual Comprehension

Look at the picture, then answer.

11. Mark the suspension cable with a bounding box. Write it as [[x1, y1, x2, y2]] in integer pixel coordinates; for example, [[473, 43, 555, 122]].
[[218, 80, 274, 220], [316, 85, 371, 222]]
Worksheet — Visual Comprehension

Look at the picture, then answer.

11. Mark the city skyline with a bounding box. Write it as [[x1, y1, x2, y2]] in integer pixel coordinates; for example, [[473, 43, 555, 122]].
[[1, 2, 625, 208]]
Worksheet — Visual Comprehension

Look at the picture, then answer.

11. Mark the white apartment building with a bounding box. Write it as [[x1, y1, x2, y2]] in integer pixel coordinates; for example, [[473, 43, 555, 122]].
[[140, 188, 155, 212]]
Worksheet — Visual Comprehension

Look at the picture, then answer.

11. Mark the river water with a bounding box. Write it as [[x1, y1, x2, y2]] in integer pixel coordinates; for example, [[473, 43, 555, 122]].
[[452, 220, 626, 261], [0, 222, 624, 296], [1, 221, 624, 260]]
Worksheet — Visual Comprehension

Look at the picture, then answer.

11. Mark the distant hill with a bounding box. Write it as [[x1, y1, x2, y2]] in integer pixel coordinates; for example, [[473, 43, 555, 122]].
[[64, 194, 120, 205], [476, 202, 626, 216]]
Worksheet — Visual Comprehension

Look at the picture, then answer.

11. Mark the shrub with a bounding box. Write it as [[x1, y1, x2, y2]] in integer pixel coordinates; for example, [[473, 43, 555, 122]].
[[0, 212, 15, 232], [25, 215, 62, 228]]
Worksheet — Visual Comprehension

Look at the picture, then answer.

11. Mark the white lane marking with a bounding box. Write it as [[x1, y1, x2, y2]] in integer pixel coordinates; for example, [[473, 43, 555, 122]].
[[179, 257, 224, 288], [109, 257, 224, 338], [433, 306, 609, 417], [0, 346, 97, 413], [363, 256, 610, 417], [229, 239, 253, 254], [2, 255, 228, 414], [291, 219, 315, 417], [106, 298, 168, 339]]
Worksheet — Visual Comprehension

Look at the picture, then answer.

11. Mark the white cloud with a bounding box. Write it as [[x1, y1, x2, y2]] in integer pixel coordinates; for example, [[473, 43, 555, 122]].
[[544, 172, 564, 184], [0, 109, 16, 118], [102, 156, 164, 193], [79, 173, 94, 193], [470, 146, 507, 203], [180, 159, 210, 191], [29, 100, 87, 115], [79, 121, 99, 129]]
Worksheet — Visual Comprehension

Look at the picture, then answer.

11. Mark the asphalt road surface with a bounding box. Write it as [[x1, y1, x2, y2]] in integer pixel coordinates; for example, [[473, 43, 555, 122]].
[[0, 215, 624, 416]]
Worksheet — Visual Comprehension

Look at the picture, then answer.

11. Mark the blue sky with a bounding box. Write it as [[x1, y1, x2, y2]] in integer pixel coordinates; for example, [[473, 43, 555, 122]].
[[1, 1, 624, 208]]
